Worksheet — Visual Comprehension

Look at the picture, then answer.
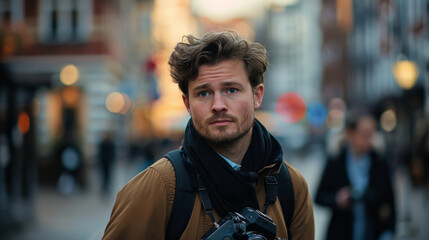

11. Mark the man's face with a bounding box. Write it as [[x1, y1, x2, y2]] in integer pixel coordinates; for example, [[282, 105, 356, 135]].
[[347, 117, 376, 156], [182, 59, 264, 145]]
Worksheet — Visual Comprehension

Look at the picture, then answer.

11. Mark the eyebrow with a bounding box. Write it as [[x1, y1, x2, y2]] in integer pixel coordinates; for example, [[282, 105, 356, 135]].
[[192, 83, 210, 92], [221, 81, 244, 88], [192, 81, 245, 92]]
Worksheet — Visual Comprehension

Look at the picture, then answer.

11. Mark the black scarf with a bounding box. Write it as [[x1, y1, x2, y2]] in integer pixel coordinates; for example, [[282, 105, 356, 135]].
[[181, 118, 283, 217]]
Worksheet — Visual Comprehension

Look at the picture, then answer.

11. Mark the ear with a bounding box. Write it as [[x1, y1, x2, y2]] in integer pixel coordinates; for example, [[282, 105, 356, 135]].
[[182, 94, 191, 115], [253, 84, 264, 109]]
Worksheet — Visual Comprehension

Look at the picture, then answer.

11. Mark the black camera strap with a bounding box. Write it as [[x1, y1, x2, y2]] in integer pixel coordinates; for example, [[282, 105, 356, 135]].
[[197, 175, 220, 228]]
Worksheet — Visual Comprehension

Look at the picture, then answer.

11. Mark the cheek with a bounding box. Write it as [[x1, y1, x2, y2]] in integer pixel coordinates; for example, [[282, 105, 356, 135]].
[[241, 100, 256, 113], [357, 138, 370, 149], [188, 102, 208, 117]]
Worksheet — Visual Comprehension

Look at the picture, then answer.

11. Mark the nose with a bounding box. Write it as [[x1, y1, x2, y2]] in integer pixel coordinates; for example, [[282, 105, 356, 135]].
[[211, 93, 227, 113]]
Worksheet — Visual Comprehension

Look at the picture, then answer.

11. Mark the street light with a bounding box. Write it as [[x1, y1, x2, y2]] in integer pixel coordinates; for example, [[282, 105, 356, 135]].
[[392, 56, 419, 90]]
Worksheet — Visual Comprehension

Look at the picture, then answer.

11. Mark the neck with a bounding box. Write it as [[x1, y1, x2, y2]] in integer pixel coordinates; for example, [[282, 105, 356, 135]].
[[208, 130, 253, 165], [349, 147, 368, 159]]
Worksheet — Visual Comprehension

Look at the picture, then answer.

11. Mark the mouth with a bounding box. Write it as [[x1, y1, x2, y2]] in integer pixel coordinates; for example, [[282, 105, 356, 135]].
[[210, 119, 233, 126]]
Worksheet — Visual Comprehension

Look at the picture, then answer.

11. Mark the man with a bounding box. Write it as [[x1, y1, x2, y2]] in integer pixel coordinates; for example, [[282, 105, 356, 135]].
[[315, 109, 396, 240], [103, 31, 314, 239]]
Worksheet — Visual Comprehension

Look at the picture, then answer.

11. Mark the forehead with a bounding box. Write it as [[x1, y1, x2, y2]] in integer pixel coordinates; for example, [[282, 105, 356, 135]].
[[193, 59, 248, 84], [355, 117, 376, 133], [199, 58, 244, 72]]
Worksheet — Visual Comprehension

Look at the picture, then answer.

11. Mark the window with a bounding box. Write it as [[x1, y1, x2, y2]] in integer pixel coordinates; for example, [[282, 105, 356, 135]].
[[0, 0, 23, 28], [39, 0, 91, 43]]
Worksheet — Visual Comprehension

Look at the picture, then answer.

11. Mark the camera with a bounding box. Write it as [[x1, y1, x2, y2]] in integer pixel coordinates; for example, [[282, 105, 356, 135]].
[[201, 207, 282, 240]]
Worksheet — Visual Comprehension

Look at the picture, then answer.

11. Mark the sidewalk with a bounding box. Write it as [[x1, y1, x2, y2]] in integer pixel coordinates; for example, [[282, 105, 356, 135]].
[[2, 158, 141, 240], [393, 166, 429, 240]]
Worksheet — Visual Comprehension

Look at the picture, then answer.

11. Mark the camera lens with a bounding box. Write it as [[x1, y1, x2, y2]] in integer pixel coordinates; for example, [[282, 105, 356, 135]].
[[247, 232, 268, 240]]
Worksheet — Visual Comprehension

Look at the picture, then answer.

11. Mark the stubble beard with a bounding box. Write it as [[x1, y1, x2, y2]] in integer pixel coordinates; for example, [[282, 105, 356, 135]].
[[194, 112, 254, 148], [207, 123, 253, 147]]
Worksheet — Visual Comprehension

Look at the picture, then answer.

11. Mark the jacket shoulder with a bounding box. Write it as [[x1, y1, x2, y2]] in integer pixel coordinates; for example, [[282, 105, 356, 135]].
[[127, 157, 176, 216], [151, 158, 176, 220], [103, 158, 176, 239], [120, 157, 175, 195], [284, 161, 308, 196]]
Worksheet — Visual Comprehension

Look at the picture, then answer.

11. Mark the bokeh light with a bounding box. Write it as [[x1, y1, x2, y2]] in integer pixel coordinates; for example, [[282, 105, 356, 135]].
[[105, 92, 132, 114], [60, 64, 80, 86], [380, 109, 397, 132], [106, 92, 124, 113], [61, 147, 80, 171], [392, 60, 419, 90], [275, 92, 307, 124], [118, 93, 132, 114], [18, 112, 30, 134]]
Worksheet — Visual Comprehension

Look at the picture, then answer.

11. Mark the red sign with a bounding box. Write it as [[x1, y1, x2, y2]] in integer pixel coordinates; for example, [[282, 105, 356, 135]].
[[275, 92, 307, 124]]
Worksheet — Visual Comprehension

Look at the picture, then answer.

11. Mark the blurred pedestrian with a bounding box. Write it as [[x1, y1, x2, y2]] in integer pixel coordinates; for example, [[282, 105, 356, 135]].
[[103, 31, 314, 239], [98, 132, 116, 195], [411, 114, 429, 196], [315, 108, 396, 240]]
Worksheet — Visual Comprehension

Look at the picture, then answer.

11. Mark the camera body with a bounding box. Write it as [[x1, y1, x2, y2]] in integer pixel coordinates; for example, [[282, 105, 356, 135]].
[[201, 207, 277, 240]]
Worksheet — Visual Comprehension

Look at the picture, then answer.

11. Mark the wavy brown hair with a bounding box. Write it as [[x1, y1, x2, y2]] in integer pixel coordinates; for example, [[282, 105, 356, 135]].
[[168, 31, 268, 96]]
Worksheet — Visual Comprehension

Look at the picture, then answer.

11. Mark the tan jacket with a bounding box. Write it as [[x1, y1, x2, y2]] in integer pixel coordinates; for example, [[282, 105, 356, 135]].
[[103, 158, 314, 240]]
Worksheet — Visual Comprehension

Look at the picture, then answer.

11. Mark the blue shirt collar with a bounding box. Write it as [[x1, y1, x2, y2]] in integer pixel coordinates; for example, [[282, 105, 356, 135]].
[[217, 153, 242, 171]]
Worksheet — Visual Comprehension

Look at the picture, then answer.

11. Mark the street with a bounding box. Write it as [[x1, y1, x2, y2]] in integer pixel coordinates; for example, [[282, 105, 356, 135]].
[[2, 144, 429, 240]]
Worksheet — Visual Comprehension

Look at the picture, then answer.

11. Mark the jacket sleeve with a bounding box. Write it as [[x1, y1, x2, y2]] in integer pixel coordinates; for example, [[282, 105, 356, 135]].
[[314, 159, 342, 210], [102, 159, 175, 240], [287, 163, 315, 240]]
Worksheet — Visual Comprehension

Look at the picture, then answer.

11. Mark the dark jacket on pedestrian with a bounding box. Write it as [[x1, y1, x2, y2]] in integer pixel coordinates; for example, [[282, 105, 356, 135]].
[[315, 147, 396, 240]]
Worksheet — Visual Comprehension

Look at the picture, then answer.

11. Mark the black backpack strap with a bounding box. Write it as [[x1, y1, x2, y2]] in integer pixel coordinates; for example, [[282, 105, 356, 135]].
[[263, 175, 279, 213], [164, 149, 196, 240], [276, 162, 295, 240]]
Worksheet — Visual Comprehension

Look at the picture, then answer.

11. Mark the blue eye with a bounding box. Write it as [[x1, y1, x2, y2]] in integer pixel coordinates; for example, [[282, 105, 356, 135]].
[[228, 88, 237, 94], [198, 91, 208, 97]]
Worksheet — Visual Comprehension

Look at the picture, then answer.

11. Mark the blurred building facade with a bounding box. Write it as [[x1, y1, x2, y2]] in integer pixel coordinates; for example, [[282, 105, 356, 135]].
[[320, 0, 428, 107], [347, 0, 428, 104], [321, 0, 429, 186], [0, 0, 155, 230], [347, 0, 428, 169]]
